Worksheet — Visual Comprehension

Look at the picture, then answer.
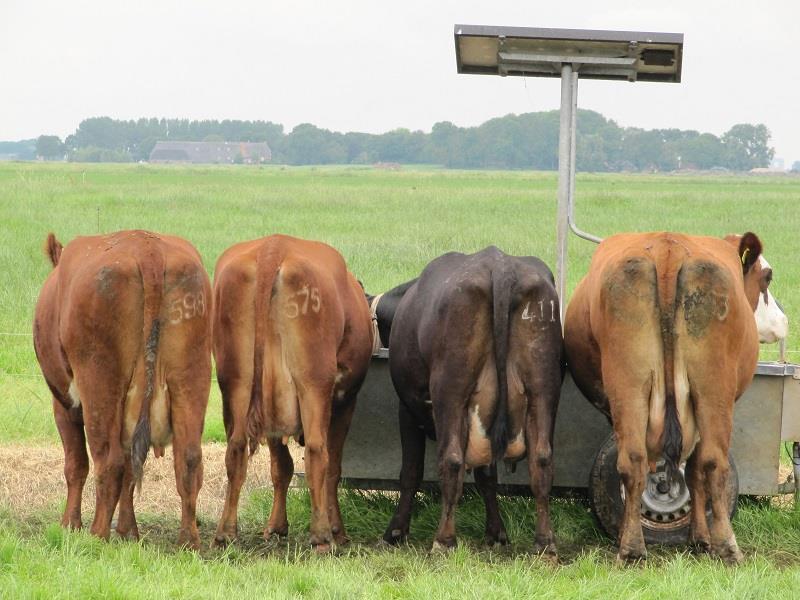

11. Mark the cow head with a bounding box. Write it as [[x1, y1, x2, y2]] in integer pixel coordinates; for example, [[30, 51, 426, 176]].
[[754, 257, 789, 343], [727, 232, 788, 344], [365, 277, 418, 351]]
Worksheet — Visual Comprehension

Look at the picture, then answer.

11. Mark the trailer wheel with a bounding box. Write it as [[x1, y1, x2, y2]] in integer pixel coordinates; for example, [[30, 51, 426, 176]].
[[589, 434, 739, 546]]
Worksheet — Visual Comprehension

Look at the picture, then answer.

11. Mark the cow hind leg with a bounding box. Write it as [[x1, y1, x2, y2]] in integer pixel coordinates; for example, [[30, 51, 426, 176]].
[[686, 450, 711, 553], [691, 401, 742, 564], [525, 391, 558, 556], [213, 381, 251, 547], [474, 464, 508, 547], [433, 435, 466, 551], [79, 379, 127, 541], [115, 455, 139, 540], [430, 369, 473, 551], [615, 436, 648, 562], [264, 437, 293, 540], [170, 394, 205, 550], [298, 386, 334, 551], [703, 446, 741, 564], [383, 399, 427, 545], [324, 394, 358, 546], [88, 444, 126, 541], [53, 399, 88, 530], [606, 380, 650, 562]]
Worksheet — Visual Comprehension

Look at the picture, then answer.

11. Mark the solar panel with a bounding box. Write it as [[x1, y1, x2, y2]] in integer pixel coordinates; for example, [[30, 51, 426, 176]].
[[455, 25, 683, 82]]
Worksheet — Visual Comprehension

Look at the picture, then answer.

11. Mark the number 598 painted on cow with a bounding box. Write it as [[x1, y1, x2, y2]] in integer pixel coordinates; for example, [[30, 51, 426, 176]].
[[168, 291, 206, 324]]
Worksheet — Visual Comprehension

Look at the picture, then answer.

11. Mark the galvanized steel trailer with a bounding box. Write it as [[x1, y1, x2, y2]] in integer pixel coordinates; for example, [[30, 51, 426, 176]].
[[336, 26, 800, 542], [344, 354, 800, 495], [340, 355, 800, 542]]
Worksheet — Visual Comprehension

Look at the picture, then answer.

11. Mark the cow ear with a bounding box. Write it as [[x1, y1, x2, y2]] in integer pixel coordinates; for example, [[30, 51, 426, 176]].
[[738, 232, 762, 275]]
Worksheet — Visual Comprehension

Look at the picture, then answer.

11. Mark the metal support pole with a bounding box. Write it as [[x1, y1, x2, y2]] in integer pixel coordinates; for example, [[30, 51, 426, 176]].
[[556, 63, 574, 323], [567, 71, 603, 246], [779, 338, 787, 363], [568, 71, 578, 234], [794, 442, 800, 507]]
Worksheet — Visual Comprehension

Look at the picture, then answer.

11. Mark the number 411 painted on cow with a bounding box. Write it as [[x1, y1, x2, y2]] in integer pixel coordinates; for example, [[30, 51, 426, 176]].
[[521, 300, 556, 323]]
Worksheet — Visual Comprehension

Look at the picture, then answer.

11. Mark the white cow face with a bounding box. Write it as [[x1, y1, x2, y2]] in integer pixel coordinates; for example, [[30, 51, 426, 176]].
[[754, 257, 788, 344]]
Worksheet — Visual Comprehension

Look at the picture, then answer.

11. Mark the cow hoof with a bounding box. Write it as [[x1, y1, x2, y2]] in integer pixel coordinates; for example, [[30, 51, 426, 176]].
[[212, 530, 238, 549], [116, 528, 140, 542], [713, 540, 744, 565], [382, 528, 407, 546], [264, 526, 289, 540], [690, 539, 711, 554], [61, 519, 83, 531], [265, 523, 289, 538], [431, 539, 456, 553], [486, 532, 509, 549], [180, 538, 202, 552], [313, 542, 334, 554], [533, 541, 558, 559], [616, 547, 647, 565], [178, 529, 201, 551]]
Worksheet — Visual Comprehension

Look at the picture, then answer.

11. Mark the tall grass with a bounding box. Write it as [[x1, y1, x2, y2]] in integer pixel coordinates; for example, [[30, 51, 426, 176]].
[[2, 489, 800, 598]]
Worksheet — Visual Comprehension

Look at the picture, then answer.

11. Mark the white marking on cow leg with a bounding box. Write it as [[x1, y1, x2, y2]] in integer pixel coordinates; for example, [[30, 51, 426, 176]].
[[68, 381, 81, 408]]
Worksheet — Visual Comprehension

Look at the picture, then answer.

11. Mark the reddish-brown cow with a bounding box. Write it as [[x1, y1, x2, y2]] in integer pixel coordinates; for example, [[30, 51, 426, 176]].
[[564, 232, 772, 564], [212, 234, 372, 551], [33, 230, 212, 548]]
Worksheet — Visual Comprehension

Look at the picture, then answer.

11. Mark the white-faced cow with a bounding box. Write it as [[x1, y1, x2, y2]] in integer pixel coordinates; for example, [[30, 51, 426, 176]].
[[369, 246, 563, 553], [564, 232, 774, 564], [754, 256, 788, 344], [33, 231, 212, 548], [212, 234, 373, 552]]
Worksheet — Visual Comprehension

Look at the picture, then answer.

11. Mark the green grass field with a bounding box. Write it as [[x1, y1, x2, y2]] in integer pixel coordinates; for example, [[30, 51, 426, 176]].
[[1, 162, 800, 598]]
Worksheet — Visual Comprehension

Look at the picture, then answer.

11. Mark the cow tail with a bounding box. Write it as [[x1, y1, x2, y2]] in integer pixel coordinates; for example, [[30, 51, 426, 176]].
[[654, 259, 682, 487], [247, 245, 283, 455], [44, 233, 63, 267], [131, 246, 166, 491], [490, 261, 514, 463]]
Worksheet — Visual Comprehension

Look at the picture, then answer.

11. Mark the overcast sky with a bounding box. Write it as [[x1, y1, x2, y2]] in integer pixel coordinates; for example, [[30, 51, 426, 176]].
[[2, 1, 798, 165]]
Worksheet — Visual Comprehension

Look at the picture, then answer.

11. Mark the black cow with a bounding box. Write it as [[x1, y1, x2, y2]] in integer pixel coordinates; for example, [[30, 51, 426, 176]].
[[368, 246, 563, 553]]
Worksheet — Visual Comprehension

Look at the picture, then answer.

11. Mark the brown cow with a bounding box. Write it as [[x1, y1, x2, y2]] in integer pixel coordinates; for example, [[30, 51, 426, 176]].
[[564, 232, 772, 564], [211, 234, 372, 551], [33, 230, 212, 548]]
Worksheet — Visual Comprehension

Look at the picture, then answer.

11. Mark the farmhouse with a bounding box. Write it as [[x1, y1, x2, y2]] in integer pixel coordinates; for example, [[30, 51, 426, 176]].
[[149, 141, 271, 164]]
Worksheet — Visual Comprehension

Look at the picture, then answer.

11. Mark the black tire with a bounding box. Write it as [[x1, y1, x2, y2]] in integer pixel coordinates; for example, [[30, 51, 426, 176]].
[[589, 434, 739, 546]]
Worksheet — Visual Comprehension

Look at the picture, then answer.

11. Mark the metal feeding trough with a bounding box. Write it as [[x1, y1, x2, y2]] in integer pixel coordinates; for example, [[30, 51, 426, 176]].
[[337, 26, 800, 543]]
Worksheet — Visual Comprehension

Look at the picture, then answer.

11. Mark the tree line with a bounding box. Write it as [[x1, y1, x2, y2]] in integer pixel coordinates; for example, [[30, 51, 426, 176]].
[[29, 111, 776, 172]]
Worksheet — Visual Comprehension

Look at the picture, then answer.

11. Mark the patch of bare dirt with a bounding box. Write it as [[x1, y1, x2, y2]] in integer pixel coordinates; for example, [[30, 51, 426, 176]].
[[0, 442, 304, 521]]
